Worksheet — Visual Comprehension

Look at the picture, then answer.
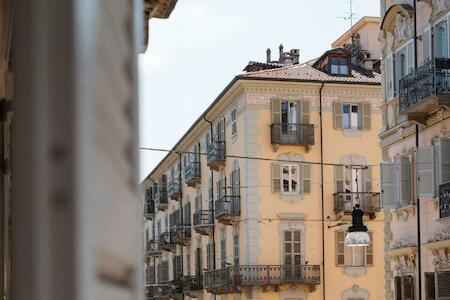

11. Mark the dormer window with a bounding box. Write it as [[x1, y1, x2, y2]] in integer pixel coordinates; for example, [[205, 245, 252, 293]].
[[330, 55, 350, 75]]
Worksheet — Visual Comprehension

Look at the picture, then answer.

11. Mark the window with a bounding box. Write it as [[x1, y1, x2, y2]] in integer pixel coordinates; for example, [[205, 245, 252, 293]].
[[343, 104, 359, 129], [187, 253, 191, 276], [195, 189, 201, 211], [434, 20, 448, 58], [233, 226, 239, 266], [336, 231, 373, 266], [220, 230, 226, 269], [394, 275, 415, 300], [231, 108, 237, 136], [282, 164, 299, 194], [381, 156, 413, 209], [330, 56, 349, 75], [145, 228, 149, 243], [425, 272, 435, 300], [284, 230, 302, 267], [208, 177, 213, 210]]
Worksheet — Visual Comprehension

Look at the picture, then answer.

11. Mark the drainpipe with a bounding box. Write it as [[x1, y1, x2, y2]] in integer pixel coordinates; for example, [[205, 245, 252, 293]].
[[319, 83, 325, 300], [203, 116, 216, 276], [412, 1, 423, 299], [177, 152, 184, 300]]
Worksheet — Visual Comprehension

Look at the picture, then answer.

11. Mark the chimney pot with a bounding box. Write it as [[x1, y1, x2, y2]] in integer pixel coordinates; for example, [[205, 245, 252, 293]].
[[266, 48, 271, 63], [279, 44, 284, 62]]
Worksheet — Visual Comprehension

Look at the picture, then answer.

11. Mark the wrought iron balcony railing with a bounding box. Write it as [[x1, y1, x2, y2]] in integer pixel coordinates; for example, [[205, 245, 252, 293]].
[[184, 161, 201, 187], [439, 182, 450, 219], [145, 240, 162, 258], [145, 284, 171, 299], [215, 196, 240, 224], [204, 265, 320, 294], [193, 210, 214, 235], [154, 190, 168, 211], [167, 178, 182, 201], [399, 58, 450, 115], [333, 192, 380, 215], [160, 232, 176, 252], [271, 123, 314, 146], [182, 275, 203, 293], [207, 141, 226, 170], [171, 225, 191, 245]]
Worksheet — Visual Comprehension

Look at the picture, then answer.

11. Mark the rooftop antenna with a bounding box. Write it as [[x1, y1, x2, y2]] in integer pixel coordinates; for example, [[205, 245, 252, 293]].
[[339, 0, 358, 30]]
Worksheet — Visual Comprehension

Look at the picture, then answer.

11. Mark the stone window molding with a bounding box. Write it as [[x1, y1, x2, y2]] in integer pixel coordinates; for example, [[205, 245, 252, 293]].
[[277, 214, 306, 266], [341, 284, 369, 300], [276, 152, 306, 203]]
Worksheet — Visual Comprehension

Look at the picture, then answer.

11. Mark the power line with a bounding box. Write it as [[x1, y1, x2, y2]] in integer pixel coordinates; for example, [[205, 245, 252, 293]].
[[139, 146, 383, 167]]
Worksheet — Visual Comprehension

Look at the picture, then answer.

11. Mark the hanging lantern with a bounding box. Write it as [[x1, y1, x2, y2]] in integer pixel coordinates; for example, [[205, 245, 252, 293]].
[[344, 204, 370, 247]]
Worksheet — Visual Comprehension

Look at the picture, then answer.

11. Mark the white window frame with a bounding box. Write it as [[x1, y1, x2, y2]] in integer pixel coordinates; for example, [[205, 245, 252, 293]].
[[342, 103, 360, 130], [281, 163, 300, 194], [231, 107, 237, 136], [330, 56, 349, 75]]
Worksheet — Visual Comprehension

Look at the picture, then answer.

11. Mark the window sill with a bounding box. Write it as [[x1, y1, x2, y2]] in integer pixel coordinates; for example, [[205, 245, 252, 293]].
[[279, 193, 305, 203], [342, 129, 364, 137], [343, 266, 367, 277]]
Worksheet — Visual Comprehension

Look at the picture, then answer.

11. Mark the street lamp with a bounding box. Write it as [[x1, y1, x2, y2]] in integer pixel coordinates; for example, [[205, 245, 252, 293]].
[[344, 203, 370, 247]]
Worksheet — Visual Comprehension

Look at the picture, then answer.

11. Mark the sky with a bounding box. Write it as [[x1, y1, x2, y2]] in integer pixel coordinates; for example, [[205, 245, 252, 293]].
[[138, 0, 380, 180]]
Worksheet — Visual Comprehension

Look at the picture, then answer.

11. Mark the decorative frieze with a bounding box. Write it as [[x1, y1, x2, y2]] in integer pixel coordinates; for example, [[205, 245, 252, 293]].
[[425, 232, 450, 267]]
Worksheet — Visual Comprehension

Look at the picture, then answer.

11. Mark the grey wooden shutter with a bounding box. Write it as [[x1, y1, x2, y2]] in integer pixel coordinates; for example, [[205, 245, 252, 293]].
[[437, 271, 450, 299], [302, 164, 311, 194], [423, 27, 431, 63], [385, 54, 394, 99], [206, 244, 211, 270], [365, 166, 372, 192], [439, 138, 450, 185], [335, 165, 344, 193], [284, 231, 302, 266], [418, 146, 435, 198], [185, 202, 191, 225], [425, 272, 436, 300], [333, 102, 343, 129], [335, 231, 345, 266], [395, 50, 401, 96], [402, 276, 414, 300], [272, 99, 282, 141], [301, 100, 310, 124], [272, 162, 281, 193], [400, 156, 412, 206], [381, 162, 397, 208], [363, 103, 371, 130], [394, 277, 402, 300], [366, 232, 373, 265]]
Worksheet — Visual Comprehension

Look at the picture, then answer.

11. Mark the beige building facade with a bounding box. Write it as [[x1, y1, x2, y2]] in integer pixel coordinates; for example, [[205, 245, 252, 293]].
[[379, 1, 450, 299], [143, 18, 384, 300]]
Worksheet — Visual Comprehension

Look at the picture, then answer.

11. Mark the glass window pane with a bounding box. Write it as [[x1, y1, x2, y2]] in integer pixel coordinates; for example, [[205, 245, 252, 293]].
[[285, 243, 291, 253], [331, 64, 339, 74], [294, 231, 301, 241], [281, 102, 288, 124], [284, 231, 292, 241], [340, 65, 349, 75]]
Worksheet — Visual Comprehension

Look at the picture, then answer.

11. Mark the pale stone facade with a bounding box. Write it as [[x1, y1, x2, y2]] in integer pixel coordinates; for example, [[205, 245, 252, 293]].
[[143, 18, 384, 300], [379, 1, 450, 299]]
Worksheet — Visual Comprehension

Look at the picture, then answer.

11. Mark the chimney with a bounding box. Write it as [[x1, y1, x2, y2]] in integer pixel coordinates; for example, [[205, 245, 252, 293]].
[[279, 44, 284, 63], [266, 48, 271, 63], [291, 49, 300, 64]]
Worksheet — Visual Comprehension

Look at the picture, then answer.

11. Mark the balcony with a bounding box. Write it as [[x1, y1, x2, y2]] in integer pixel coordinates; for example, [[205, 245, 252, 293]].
[[168, 178, 182, 201], [271, 123, 314, 148], [215, 196, 240, 225], [184, 161, 201, 187], [439, 182, 450, 219], [182, 275, 203, 297], [207, 141, 226, 171], [154, 190, 168, 211], [145, 284, 171, 299], [204, 265, 321, 294], [171, 225, 192, 246], [160, 232, 176, 252], [145, 240, 163, 260], [193, 210, 214, 235], [399, 58, 450, 124], [145, 201, 154, 220], [333, 192, 380, 218], [169, 280, 183, 300]]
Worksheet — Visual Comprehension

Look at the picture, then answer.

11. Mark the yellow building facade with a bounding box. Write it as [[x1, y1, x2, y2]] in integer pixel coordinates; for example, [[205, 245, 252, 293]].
[[379, 1, 450, 299], [143, 18, 384, 300]]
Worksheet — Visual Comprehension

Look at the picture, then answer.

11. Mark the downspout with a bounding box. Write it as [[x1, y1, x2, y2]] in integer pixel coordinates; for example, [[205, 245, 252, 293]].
[[319, 83, 325, 300], [177, 152, 184, 300], [413, 1, 423, 299], [203, 116, 216, 272]]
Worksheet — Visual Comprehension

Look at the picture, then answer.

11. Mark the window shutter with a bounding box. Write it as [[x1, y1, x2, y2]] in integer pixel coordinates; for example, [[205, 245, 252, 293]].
[[423, 27, 431, 64], [185, 202, 191, 224], [364, 166, 372, 192], [333, 102, 343, 129], [271, 99, 282, 142], [418, 146, 435, 198], [272, 163, 281, 193], [335, 165, 344, 193], [437, 271, 450, 299], [385, 54, 394, 100], [395, 50, 401, 96], [402, 276, 414, 300], [439, 138, 450, 185], [394, 277, 402, 300], [425, 272, 436, 300], [407, 40, 414, 74], [400, 156, 413, 206], [366, 231, 373, 265], [302, 163, 311, 194], [363, 103, 371, 130], [381, 162, 397, 208], [335, 231, 345, 266], [301, 100, 310, 124], [206, 244, 211, 270]]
